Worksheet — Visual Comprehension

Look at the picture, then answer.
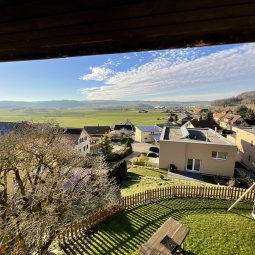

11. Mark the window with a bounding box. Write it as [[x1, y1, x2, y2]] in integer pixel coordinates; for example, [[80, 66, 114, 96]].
[[187, 159, 201, 171], [248, 155, 251, 161], [87, 144, 88, 149], [83, 146, 86, 151], [251, 140, 253, 147], [85, 136, 87, 141], [212, 151, 227, 160]]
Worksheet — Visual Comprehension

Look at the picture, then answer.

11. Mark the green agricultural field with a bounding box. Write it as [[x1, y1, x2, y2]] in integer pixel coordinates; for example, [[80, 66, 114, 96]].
[[0, 108, 167, 127]]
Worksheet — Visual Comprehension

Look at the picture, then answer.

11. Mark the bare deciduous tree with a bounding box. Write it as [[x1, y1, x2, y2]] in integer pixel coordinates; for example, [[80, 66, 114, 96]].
[[0, 122, 118, 255]]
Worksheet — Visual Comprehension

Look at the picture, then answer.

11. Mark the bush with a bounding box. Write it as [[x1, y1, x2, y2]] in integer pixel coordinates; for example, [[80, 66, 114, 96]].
[[234, 168, 254, 188], [132, 155, 157, 168], [120, 137, 134, 144], [108, 144, 133, 162], [109, 160, 128, 183]]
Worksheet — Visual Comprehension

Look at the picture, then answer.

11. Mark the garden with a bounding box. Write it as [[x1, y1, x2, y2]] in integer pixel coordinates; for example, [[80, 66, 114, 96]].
[[62, 197, 255, 255], [56, 167, 255, 255], [120, 167, 213, 196]]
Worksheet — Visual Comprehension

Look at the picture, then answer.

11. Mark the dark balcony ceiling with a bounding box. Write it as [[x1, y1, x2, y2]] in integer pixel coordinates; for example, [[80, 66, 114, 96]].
[[1, 0, 255, 62]]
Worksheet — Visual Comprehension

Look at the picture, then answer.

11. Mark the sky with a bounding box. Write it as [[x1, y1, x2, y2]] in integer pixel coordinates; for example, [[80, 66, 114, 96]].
[[0, 42, 254, 102]]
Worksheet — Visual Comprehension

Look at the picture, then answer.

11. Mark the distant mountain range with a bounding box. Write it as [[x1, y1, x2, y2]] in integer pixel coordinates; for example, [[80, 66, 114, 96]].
[[212, 91, 255, 107], [0, 100, 210, 110]]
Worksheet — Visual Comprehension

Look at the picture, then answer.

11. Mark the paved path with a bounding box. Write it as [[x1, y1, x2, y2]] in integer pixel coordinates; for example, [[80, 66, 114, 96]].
[[123, 151, 140, 163], [132, 142, 152, 153], [167, 171, 204, 182], [122, 142, 152, 164]]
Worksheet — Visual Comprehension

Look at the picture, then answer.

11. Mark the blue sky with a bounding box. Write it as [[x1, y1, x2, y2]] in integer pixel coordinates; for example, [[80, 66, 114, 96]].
[[0, 43, 254, 101]]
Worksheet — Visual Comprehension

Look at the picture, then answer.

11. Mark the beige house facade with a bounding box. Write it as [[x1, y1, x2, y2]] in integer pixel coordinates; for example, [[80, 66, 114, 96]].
[[159, 127, 237, 177], [227, 127, 255, 171], [135, 125, 162, 143]]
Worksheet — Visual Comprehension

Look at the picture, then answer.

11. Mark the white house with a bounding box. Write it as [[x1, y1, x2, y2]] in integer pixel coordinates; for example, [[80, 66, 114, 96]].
[[77, 126, 111, 155], [76, 129, 91, 155]]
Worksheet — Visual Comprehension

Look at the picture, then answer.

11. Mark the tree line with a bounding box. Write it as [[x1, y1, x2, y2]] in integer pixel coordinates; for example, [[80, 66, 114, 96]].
[[211, 91, 255, 107]]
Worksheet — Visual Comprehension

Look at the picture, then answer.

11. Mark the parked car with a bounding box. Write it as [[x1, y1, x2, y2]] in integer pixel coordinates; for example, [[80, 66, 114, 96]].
[[149, 146, 159, 153], [147, 152, 159, 158]]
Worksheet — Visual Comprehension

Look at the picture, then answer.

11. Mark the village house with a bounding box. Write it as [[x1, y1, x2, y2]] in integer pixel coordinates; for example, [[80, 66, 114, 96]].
[[182, 111, 193, 120], [183, 119, 221, 132], [63, 128, 82, 146], [227, 127, 255, 171], [159, 126, 237, 177], [135, 125, 162, 143], [111, 124, 134, 136], [218, 114, 248, 129], [193, 107, 208, 116], [78, 126, 111, 155], [213, 112, 226, 122]]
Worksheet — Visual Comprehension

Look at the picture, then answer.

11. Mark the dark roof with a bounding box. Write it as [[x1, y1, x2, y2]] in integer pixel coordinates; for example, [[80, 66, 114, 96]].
[[114, 124, 133, 131], [64, 128, 82, 135], [1, 1, 255, 62], [156, 123, 167, 128], [190, 119, 221, 130], [0, 122, 20, 135], [84, 126, 111, 136], [0, 121, 19, 130]]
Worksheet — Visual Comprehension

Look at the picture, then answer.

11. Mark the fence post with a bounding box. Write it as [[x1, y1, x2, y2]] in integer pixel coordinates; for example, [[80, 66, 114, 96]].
[[57, 185, 254, 244]]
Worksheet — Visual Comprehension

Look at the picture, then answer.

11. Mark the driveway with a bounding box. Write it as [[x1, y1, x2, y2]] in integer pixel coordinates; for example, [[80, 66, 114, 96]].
[[122, 142, 152, 164], [132, 142, 153, 153]]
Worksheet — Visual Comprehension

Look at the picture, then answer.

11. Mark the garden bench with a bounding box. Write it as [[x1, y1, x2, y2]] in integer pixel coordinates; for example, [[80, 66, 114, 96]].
[[140, 217, 189, 255]]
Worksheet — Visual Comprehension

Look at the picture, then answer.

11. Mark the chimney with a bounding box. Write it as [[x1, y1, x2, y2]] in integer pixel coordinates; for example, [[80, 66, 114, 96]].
[[214, 127, 217, 136]]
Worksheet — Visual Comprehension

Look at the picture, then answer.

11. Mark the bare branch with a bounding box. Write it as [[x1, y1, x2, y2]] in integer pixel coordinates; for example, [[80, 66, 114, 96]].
[[0, 122, 118, 255]]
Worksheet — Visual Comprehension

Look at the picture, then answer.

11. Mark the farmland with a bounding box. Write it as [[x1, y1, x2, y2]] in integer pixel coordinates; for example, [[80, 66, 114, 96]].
[[0, 108, 167, 127]]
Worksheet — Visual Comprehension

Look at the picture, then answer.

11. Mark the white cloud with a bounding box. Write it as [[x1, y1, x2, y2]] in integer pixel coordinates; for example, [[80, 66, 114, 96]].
[[80, 43, 255, 101], [80, 67, 113, 81], [80, 87, 99, 94]]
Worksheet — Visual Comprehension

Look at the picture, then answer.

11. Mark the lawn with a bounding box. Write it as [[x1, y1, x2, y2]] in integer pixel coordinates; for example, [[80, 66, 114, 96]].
[[62, 198, 255, 255], [0, 108, 167, 127], [120, 167, 213, 196]]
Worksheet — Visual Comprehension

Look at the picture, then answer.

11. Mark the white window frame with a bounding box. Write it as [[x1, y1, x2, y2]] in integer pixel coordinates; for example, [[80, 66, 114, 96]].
[[212, 151, 227, 160], [186, 159, 201, 171]]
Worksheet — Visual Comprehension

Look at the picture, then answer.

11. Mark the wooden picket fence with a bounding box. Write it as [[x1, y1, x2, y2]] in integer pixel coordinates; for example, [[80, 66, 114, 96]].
[[58, 185, 255, 244]]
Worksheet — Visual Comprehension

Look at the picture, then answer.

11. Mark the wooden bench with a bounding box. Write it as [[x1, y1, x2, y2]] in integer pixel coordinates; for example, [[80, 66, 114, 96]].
[[140, 217, 189, 255]]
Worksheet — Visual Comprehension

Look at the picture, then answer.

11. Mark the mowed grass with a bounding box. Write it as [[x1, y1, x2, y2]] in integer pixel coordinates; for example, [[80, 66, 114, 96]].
[[63, 198, 255, 255], [120, 167, 213, 196], [0, 108, 167, 127]]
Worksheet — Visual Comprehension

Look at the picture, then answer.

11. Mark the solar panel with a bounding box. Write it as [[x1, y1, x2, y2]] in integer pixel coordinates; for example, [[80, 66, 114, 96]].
[[181, 126, 189, 138]]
